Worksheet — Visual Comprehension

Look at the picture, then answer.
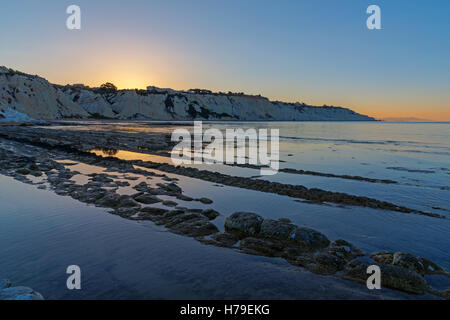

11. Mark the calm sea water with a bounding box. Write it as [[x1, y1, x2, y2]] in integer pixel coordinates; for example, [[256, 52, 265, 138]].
[[1, 121, 449, 299]]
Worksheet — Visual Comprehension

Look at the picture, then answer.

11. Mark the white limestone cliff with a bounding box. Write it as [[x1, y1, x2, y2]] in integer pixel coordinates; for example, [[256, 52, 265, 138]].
[[0, 67, 88, 121], [1, 67, 375, 122]]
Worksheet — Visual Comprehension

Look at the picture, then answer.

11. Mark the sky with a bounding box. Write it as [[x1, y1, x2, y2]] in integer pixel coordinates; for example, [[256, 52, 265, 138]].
[[1, 0, 449, 120]]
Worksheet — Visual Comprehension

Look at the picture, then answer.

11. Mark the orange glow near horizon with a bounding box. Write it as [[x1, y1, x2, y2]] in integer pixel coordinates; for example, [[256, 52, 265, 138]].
[[13, 61, 450, 122], [2, 1, 449, 122]]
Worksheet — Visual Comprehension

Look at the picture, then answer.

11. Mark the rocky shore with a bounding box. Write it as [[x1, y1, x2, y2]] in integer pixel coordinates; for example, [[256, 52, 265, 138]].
[[0, 125, 449, 299], [0, 125, 444, 219], [0, 279, 44, 300]]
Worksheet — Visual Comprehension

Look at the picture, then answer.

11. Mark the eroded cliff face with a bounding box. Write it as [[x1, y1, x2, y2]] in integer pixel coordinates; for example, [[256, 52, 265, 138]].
[[0, 67, 88, 121], [1, 67, 375, 122], [62, 86, 374, 121]]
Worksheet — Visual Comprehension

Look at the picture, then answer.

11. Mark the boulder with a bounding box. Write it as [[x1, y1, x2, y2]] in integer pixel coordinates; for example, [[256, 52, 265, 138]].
[[259, 219, 296, 240], [371, 251, 446, 276], [392, 252, 424, 275], [343, 260, 429, 295], [224, 212, 264, 236], [288, 227, 330, 250]]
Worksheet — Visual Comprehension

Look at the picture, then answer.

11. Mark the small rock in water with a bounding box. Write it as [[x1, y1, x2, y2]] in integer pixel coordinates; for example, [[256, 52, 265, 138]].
[[162, 200, 178, 207], [176, 194, 194, 202], [165, 183, 182, 193], [201, 209, 220, 220], [134, 193, 161, 204], [198, 197, 213, 204]]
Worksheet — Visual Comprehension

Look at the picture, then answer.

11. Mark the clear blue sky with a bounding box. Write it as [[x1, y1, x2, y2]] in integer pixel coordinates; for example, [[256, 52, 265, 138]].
[[1, 0, 449, 120]]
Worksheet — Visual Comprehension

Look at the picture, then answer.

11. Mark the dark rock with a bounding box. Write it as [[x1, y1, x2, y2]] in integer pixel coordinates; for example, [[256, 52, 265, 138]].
[[259, 219, 296, 240], [198, 197, 213, 204], [162, 200, 178, 207], [96, 193, 121, 207], [312, 252, 346, 275], [165, 183, 182, 193], [201, 209, 220, 220], [15, 168, 30, 175], [134, 193, 161, 204], [225, 212, 264, 236], [29, 171, 43, 177], [392, 252, 425, 275], [371, 252, 446, 276], [91, 174, 114, 183], [370, 251, 394, 265], [133, 182, 149, 192], [118, 195, 141, 208], [140, 207, 169, 216], [165, 213, 204, 228], [327, 239, 364, 260], [288, 227, 330, 250], [417, 257, 445, 275], [166, 213, 218, 237], [343, 259, 429, 295], [111, 207, 140, 218], [210, 232, 239, 247], [240, 237, 284, 257], [176, 194, 194, 201]]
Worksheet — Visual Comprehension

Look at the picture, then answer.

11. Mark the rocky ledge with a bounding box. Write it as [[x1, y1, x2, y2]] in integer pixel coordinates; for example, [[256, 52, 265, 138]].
[[209, 212, 449, 298], [0, 125, 444, 219], [0, 279, 44, 300], [0, 133, 449, 299]]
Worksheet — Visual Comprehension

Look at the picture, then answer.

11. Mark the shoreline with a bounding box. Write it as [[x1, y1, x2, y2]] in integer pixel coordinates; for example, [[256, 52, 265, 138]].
[[0, 124, 449, 299], [0, 125, 444, 219]]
